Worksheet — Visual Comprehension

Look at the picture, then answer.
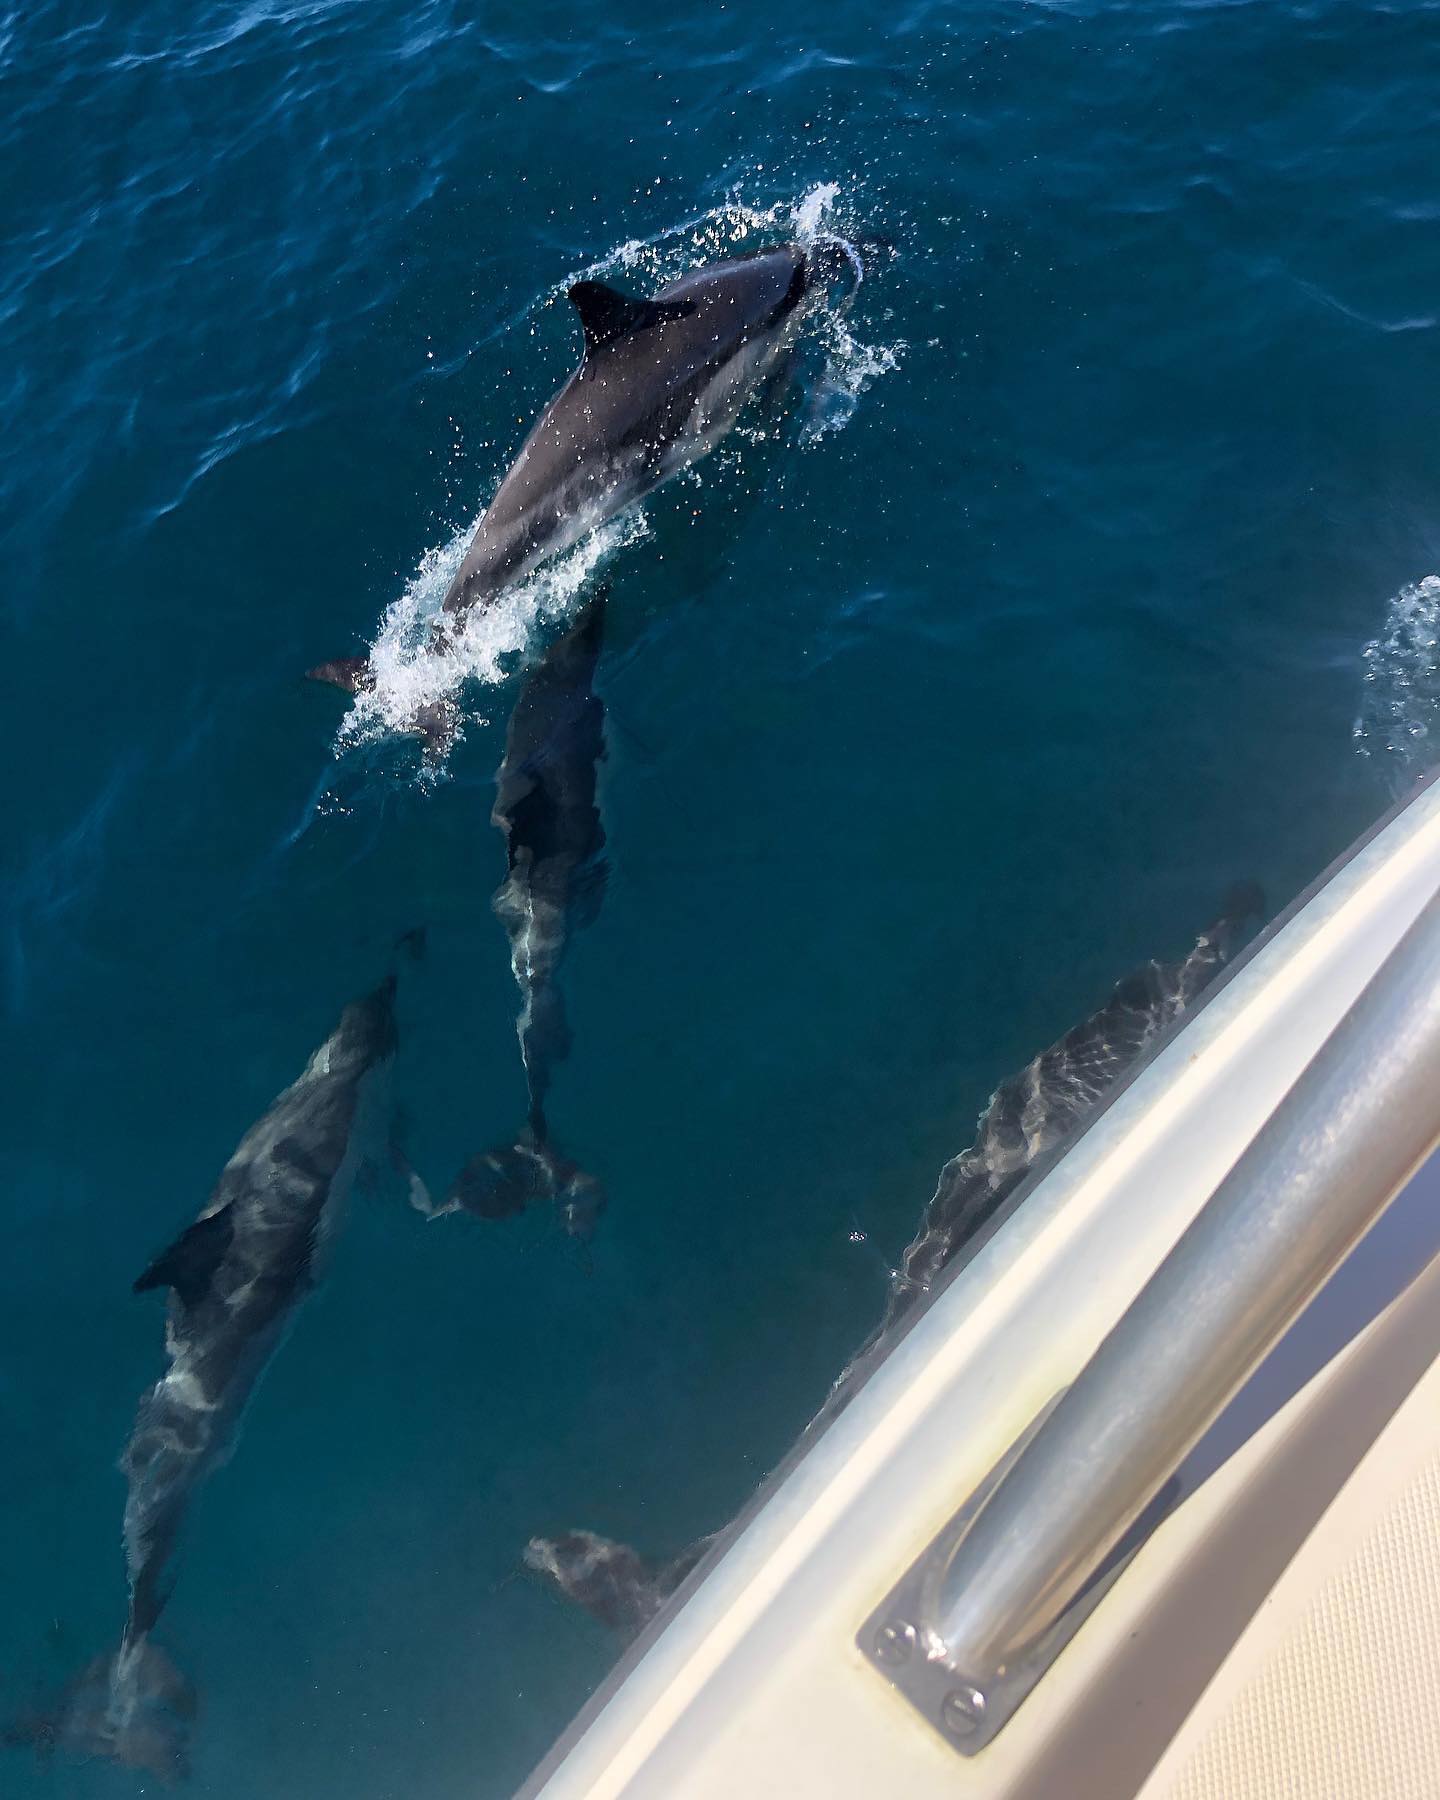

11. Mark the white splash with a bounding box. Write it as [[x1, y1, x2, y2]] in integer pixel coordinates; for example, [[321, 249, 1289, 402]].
[[801, 308, 904, 442], [791, 181, 905, 441], [794, 180, 842, 239], [1354, 575, 1440, 790], [334, 179, 900, 766], [337, 509, 650, 756], [570, 180, 841, 285]]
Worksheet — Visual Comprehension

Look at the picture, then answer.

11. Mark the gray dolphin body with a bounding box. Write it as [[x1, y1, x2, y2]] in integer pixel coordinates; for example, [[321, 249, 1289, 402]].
[[309, 244, 817, 698], [440, 246, 810, 619], [525, 885, 1264, 1641], [416, 597, 609, 1238], [13, 980, 400, 1780], [866, 879, 1266, 1356]]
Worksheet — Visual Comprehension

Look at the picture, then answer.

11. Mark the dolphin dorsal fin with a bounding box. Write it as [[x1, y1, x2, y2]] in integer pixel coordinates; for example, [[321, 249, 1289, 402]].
[[567, 280, 693, 355], [134, 1205, 235, 1309]]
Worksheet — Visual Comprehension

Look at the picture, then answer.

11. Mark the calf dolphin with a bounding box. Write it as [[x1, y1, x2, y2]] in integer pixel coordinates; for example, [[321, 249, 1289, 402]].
[[309, 242, 840, 702], [10, 974, 403, 1779], [524, 884, 1264, 1639], [416, 596, 609, 1239]]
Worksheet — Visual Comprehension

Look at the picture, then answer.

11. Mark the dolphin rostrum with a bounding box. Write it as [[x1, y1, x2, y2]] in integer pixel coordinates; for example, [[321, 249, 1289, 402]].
[[417, 596, 609, 1239], [523, 884, 1265, 1639], [10, 973, 405, 1779], [309, 242, 842, 703]]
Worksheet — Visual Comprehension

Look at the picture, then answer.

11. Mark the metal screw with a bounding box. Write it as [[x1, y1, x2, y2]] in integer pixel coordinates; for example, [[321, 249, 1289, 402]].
[[940, 1685, 987, 1740], [872, 1619, 918, 1665]]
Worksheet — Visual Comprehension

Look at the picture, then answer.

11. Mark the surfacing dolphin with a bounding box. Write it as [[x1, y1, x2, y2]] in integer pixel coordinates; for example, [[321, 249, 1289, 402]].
[[309, 240, 853, 713], [416, 596, 609, 1239], [8, 973, 405, 1780], [524, 884, 1264, 1640]]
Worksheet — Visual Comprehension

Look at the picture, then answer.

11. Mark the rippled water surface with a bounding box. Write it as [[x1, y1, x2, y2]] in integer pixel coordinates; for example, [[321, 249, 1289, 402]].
[[4, 1, 1440, 1793]]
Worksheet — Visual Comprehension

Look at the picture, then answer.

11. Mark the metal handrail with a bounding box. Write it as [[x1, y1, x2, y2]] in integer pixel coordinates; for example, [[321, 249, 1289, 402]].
[[903, 885, 1440, 1745]]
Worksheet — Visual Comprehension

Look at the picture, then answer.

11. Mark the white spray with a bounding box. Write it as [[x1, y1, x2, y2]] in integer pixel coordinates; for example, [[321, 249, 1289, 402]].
[[1354, 574, 1440, 792]]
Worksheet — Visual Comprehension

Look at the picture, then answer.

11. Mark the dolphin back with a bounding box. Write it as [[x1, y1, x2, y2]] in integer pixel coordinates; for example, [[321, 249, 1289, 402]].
[[440, 245, 810, 617]]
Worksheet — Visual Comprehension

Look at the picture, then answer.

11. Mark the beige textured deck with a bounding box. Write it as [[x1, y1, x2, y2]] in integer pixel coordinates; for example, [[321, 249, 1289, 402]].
[[1147, 1355, 1440, 1800]]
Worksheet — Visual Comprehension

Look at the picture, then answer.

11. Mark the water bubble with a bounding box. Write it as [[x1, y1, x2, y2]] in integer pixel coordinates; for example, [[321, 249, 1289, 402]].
[[1354, 575, 1440, 791]]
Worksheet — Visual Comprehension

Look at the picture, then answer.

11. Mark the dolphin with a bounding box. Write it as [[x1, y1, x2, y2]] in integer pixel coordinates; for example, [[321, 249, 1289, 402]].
[[10, 974, 404, 1780], [523, 1530, 715, 1642], [415, 596, 609, 1239], [868, 879, 1267, 1353], [308, 241, 845, 704], [524, 884, 1265, 1639]]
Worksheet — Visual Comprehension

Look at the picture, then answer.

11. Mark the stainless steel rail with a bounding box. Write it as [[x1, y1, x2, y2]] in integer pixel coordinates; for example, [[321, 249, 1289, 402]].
[[864, 885, 1440, 1752]]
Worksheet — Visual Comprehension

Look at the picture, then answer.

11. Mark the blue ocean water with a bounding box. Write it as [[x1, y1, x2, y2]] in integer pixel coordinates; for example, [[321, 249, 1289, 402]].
[[4, 0, 1440, 1793]]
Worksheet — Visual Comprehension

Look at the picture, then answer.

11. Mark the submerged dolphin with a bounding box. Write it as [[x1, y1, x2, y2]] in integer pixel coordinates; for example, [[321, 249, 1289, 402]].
[[868, 878, 1266, 1353], [523, 1530, 715, 1641], [309, 241, 842, 703], [524, 884, 1264, 1639], [10, 975, 403, 1779], [416, 597, 609, 1238]]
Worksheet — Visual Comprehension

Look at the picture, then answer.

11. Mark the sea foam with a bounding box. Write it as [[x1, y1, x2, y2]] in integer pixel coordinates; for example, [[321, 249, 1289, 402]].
[[1354, 574, 1440, 791]]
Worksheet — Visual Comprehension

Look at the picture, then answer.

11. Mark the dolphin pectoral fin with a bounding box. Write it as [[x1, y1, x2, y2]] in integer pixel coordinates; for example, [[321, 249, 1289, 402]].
[[305, 656, 373, 695], [567, 281, 696, 356], [405, 1171, 444, 1217], [385, 1130, 437, 1218], [134, 1206, 235, 1309]]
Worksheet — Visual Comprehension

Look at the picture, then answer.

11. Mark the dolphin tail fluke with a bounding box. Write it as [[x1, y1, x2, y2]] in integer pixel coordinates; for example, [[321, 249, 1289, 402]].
[[444, 1130, 606, 1241], [384, 1131, 436, 1218], [305, 655, 373, 695], [9, 1636, 195, 1782], [534, 1133, 606, 1241]]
